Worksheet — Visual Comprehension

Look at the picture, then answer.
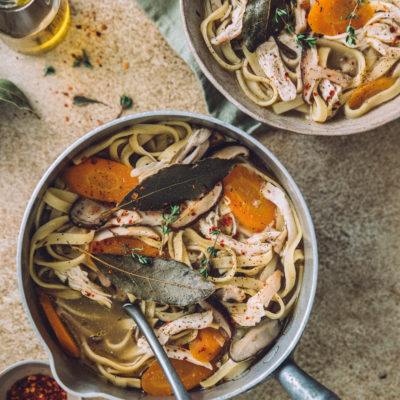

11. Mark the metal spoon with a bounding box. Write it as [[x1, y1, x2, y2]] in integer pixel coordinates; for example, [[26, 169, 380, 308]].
[[123, 303, 192, 400]]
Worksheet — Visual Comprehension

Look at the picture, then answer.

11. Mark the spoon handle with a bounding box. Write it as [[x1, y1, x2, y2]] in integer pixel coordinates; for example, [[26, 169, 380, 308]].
[[123, 303, 192, 400]]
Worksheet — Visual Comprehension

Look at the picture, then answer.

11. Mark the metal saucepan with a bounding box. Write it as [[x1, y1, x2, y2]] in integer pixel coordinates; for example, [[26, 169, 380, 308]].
[[17, 111, 338, 399]]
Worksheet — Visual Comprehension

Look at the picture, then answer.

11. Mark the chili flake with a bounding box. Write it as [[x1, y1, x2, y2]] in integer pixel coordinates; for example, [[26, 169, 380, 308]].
[[7, 374, 67, 400]]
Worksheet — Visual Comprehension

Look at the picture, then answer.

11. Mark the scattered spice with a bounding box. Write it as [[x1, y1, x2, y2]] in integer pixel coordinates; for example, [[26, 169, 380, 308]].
[[124, 62, 130, 69], [44, 66, 55, 76], [72, 49, 92, 68], [6, 374, 67, 400]]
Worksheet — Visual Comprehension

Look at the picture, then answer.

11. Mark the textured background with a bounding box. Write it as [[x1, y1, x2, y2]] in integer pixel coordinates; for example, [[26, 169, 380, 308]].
[[0, 1, 399, 399]]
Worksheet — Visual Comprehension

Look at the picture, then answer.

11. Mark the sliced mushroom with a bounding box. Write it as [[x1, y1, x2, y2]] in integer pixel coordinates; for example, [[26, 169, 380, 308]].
[[170, 182, 223, 230], [200, 297, 233, 338], [211, 145, 250, 160], [301, 47, 352, 104], [69, 197, 114, 229], [104, 210, 163, 228], [229, 318, 280, 362], [93, 226, 160, 242]]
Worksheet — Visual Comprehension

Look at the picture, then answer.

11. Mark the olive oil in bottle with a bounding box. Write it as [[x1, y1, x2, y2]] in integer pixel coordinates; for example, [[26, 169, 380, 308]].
[[0, 0, 69, 55]]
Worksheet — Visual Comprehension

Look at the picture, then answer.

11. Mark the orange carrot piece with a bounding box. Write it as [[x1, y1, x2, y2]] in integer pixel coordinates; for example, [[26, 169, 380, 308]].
[[89, 237, 168, 258], [189, 328, 226, 363], [223, 164, 276, 233], [347, 77, 396, 110], [62, 157, 138, 203], [142, 359, 213, 395], [308, 0, 374, 36], [38, 292, 80, 358]]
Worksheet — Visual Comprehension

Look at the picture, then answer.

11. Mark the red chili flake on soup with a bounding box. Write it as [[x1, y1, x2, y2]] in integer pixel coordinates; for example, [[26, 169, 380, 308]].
[[6, 374, 67, 400]]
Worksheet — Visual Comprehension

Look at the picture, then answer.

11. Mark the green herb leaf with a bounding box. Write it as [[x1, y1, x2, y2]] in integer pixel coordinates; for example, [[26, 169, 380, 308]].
[[199, 267, 209, 278], [87, 252, 215, 306], [73, 49, 92, 68], [119, 158, 235, 211], [73, 95, 104, 107], [44, 66, 55, 76], [120, 94, 133, 110], [0, 79, 38, 117]]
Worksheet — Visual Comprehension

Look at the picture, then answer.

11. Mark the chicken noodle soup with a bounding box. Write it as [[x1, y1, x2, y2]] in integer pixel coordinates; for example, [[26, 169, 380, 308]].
[[201, 0, 400, 123], [30, 122, 304, 394]]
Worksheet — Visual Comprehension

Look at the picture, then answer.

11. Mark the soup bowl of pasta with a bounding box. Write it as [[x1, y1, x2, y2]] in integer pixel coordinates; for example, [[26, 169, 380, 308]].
[[181, 0, 400, 135], [18, 111, 331, 399]]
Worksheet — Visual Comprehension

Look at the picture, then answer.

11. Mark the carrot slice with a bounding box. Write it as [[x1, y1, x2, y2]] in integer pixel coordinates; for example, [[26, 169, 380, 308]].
[[223, 164, 276, 233], [89, 237, 168, 258], [38, 292, 80, 358], [308, 0, 374, 36], [347, 77, 397, 110], [142, 359, 213, 395], [189, 328, 226, 362], [62, 157, 138, 203]]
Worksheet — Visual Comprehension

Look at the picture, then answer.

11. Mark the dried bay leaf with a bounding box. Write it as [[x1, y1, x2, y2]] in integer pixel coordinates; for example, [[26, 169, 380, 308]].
[[89, 253, 215, 306], [0, 79, 38, 117], [119, 158, 235, 211]]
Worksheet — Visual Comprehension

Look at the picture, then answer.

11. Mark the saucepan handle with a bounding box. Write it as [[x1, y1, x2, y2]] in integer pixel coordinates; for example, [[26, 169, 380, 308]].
[[275, 358, 341, 400]]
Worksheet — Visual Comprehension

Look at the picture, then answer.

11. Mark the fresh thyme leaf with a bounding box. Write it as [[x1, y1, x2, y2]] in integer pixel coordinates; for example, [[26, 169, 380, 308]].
[[162, 225, 171, 234], [120, 94, 133, 110], [132, 248, 143, 252], [206, 246, 213, 253], [211, 229, 221, 235], [199, 267, 209, 278], [73, 95, 104, 106], [170, 205, 180, 216], [73, 49, 92, 68], [44, 66, 55, 76]]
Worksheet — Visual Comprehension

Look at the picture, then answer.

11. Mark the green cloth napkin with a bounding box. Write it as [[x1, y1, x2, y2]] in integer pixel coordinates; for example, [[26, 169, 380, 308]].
[[135, 0, 262, 134]]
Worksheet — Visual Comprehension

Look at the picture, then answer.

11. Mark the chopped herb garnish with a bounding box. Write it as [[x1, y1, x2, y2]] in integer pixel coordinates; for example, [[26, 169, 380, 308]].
[[162, 225, 171, 234], [296, 34, 317, 49], [345, 0, 365, 46], [211, 229, 221, 235], [120, 94, 133, 110], [73, 50, 92, 68], [44, 66, 55, 76], [199, 267, 209, 278], [130, 248, 149, 265]]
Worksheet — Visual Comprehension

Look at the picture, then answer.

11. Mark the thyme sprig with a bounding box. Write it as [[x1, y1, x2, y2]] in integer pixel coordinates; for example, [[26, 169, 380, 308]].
[[162, 205, 180, 234], [130, 247, 150, 265], [199, 228, 221, 276], [274, 7, 317, 49], [345, 0, 365, 46]]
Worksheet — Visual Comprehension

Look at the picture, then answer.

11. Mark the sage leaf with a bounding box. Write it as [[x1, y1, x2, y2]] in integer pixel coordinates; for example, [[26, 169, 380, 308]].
[[73, 95, 104, 106], [243, 0, 285, 52], [89, 252, 215, 306], [119, 158, 235, 211], [0, 79, 37, 117]]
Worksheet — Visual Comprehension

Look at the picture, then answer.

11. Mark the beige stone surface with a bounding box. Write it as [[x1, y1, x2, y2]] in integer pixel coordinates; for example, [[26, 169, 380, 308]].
[[0, 1, 399, 399]]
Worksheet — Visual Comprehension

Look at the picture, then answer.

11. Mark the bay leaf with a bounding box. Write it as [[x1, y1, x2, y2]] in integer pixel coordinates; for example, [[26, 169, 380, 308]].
[[73, 95, 105, 106], [0, 79, 37, 117], [242, 0, 285, 53], [119, 158, 235, 211], [90, 253, 215, 306]]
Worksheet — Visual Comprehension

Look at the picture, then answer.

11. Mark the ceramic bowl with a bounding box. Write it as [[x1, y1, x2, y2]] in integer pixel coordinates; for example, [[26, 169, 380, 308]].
[[180, 0, 400, 135], [0, 359, 81, 400]]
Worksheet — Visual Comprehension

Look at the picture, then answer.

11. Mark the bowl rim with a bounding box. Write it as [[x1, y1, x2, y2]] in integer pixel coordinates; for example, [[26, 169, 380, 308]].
[[17, 111, 318, 399], [179, 0, 400, 136]]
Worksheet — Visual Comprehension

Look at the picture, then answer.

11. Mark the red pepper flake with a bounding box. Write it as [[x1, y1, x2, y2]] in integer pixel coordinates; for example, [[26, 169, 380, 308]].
[[107, 270, 112, 274], [140, 186, 145, 190], [124, 62, 130, 69], [116, 217, 121, 223], [221, 216, 232, 226], [132, 193, 139, 200], [6, 374, 67, 400], [101, 23, 107, 30]]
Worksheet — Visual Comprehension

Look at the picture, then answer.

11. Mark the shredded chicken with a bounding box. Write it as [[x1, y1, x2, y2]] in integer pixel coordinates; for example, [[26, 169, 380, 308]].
[[104, 210, 163, 228], [130, 160, 169, 183], [367, 37, 400, 58], [215, 285, 246, 302], [256, 40, 297, 102], [261, 183, 296, 246], [211, 0, 247, 45], [232, 270, 282, 326], [175, 128, 212, 164], [294, 0, 310, 34], [366, 23, 399, 43], [301, 47, 352, 104], [319, 78, 343, 115], [55, 266, 112, 308]]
